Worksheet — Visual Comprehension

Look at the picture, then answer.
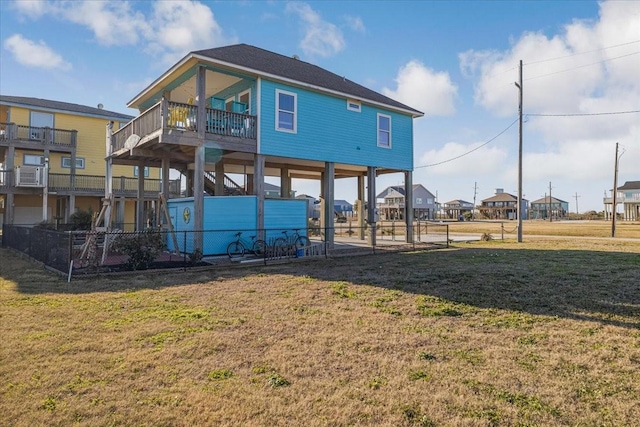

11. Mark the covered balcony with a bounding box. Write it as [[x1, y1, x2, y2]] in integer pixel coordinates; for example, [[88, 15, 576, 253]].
[[0, 122, 76, 152]]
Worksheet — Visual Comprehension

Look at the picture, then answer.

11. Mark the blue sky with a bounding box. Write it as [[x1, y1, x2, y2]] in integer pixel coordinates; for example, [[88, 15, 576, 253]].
[[1, 0, 638, 212]]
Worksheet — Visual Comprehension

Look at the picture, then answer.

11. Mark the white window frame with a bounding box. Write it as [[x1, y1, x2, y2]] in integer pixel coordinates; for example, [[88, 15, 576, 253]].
[[415, 197, 423, 205], [133, 166, 150, 177], [61, 157, 85, 169], [24, 154, 45, 166], [275, 89, 297, 133], [347, 99, 361, 112], [377, 113, 391, 148]]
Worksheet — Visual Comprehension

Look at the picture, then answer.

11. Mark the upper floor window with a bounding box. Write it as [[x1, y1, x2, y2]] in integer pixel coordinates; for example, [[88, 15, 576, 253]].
[[415, 197, 423, 204], [377, 114, 391, 148], [62, 157, 85, 169], [134, 166, 150, 177], [276, 89, 296, 133], [24, 154, 45, 166]]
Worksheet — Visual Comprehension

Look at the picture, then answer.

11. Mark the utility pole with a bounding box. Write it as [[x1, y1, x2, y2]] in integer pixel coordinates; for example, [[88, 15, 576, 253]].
[[548, 181, 552, 222], [574, 192, 580, 214], [472, 181, 478, 221], [611, 142, 619, 237], [515, 60, 523, 242]]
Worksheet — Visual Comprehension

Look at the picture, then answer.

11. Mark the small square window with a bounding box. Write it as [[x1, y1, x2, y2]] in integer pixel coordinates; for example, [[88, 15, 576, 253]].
[[347, 99, 361, 112]]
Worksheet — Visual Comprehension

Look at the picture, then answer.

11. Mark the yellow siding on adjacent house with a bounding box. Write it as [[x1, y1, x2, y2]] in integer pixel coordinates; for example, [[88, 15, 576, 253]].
[[6, 106, 159, 178]]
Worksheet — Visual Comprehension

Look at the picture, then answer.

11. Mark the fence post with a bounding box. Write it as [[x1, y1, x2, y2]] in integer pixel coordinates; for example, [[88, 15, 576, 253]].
[[392, 221, 395, 241], [183, 231, 187, 270], [68, 231, 73, 273], [446, 224, 449, 248], [501, 223, 504, 240]]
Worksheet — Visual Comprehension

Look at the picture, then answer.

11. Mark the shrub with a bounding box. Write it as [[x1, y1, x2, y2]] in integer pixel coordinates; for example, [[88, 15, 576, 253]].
[[188, 248, 203, 264], [480, 233, 493, 241], [112, 229, 165, 270], [69, 208, 93, 230]]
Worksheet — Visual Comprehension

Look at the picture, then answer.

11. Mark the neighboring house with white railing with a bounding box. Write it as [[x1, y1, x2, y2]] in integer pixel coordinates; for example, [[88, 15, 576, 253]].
[[604, 180, 640, 221], [0, 96, 180, 227]]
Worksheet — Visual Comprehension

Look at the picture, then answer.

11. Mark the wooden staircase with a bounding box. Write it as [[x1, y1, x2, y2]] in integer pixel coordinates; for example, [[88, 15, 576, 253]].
[[203, 171, 245, 196]]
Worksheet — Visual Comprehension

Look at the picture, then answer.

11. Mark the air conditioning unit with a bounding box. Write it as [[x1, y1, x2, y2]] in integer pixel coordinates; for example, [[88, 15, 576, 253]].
[[15, 166, 45, 187]]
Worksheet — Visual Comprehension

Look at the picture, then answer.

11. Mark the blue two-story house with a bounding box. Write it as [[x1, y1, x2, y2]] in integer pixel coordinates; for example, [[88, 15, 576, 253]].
[[107, 44, 423, 250]]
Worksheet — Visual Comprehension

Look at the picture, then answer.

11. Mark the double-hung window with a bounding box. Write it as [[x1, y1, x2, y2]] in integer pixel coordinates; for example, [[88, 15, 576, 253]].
[[276, 89, 296, 133], [377, 114, 391, 148]]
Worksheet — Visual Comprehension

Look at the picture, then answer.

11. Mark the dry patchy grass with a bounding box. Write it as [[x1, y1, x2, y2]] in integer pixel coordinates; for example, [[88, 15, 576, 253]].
[[443, 219, 640, 239], [1, 238, 639, 426]]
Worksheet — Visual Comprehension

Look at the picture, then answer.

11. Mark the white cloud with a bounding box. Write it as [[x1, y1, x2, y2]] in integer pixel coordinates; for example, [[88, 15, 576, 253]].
[[286, 2, 345, 57], [11, 0, 234, 65], [344, 15, 365, 33], [3, 34, 72, 71], [459, 0, 640, 188], [418, 141, 508, 176], [10, 0, 50, 18], [148, 1, 230, 64], [382, 60, 457, 116]]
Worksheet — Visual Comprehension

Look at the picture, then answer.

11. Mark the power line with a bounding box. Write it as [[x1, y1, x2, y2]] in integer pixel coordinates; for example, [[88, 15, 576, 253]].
[[415, 118, 518, 169], [525, 51, 640, 81], [524, 39, 640, 66], [527, 110, 640, 117]]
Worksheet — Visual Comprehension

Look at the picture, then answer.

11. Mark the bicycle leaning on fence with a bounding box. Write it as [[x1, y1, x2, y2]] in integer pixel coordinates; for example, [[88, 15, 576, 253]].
[[227, 232, 268, 259], [272, 229, 310, 256]]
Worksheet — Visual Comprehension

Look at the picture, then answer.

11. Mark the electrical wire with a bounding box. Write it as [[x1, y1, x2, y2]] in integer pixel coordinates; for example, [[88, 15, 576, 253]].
[[527, 110, 640, 117], [415, 118, 518, 169], [524, 51, 640, 81], [524, 39, 640, 66]]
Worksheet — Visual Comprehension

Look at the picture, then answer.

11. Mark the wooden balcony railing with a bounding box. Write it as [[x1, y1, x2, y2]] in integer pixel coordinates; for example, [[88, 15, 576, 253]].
[[0, 122, 77, 147], [47, 173, 181, 196], [111, 99, 257, 153]]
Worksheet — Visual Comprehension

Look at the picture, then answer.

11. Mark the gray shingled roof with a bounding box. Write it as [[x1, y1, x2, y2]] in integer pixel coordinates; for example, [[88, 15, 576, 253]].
[[482, 193, 518, 203], [192, 44, 423, 116], [0, 95, 134, 122], [531, 196, 568, 205], [618, 181, 640, 190]]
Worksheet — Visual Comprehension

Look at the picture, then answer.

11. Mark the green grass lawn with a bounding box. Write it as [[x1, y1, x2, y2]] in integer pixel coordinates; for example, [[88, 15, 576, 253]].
[[1, 238, 639, 426]]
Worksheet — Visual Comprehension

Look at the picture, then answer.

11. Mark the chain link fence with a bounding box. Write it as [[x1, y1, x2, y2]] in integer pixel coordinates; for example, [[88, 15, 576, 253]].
[[2, 222, 453, 278]]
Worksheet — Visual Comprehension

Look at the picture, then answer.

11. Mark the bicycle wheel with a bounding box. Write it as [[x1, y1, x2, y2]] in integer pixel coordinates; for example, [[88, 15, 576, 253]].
[[294, 235, 310, 249], [252, 239, 267, 257], [227, 241, 245, 258], [272, 237, 288, 256]]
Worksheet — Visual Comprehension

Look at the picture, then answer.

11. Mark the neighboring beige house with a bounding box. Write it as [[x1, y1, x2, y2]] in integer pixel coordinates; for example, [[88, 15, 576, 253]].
[[0, 96, 179, 227], [604, 180, 640, 221], [442, 199, 474, 220], [478, 188, 528, 220]]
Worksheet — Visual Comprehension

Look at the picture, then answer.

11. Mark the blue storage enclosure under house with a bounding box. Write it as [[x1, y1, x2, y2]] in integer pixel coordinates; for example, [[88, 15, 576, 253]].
[[166, 196, 308, 255]]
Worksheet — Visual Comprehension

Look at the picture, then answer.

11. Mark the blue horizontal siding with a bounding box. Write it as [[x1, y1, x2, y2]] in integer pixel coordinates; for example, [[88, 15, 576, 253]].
[[166, 196, 307, 255], [259, 80, 414, 170]]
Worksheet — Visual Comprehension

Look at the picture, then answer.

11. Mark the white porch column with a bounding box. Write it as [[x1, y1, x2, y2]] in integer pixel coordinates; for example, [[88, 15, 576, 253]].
[[136, 160, 145, 230]]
